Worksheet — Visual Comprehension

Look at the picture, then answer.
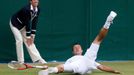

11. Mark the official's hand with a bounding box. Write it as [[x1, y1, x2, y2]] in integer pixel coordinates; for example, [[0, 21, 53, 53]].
[[31, 35, 35, 43], [26, 38, 33, 46]]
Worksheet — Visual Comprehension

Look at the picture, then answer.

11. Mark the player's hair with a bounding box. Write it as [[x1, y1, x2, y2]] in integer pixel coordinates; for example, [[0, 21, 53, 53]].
[[73, 43, 80, 46]]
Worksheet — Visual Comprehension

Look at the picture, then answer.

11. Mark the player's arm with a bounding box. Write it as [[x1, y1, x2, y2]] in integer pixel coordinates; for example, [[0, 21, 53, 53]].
[[97, 65, 121, 74]]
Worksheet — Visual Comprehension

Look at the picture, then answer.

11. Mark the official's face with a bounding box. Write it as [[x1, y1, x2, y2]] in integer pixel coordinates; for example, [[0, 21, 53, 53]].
[[31, 0, 39, 7]]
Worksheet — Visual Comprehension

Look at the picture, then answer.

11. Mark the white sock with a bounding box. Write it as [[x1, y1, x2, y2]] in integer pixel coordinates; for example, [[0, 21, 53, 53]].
[[48, 67, 58, 73], [103, 21, 111, 29]]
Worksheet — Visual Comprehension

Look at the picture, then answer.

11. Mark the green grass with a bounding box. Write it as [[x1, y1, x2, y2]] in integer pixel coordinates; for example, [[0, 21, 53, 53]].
[[0, 61, 134, 75]]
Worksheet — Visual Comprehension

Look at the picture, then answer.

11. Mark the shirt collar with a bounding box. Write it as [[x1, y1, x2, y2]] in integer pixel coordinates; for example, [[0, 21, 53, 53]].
[[30, 5, 38, 12]]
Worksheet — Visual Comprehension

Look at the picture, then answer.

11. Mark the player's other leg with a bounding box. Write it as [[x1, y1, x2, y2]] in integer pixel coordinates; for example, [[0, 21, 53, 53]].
[[38, 65, 63, 75], [48, 64, 73, 73], [38, 63, 75, 75], [84, 11, 117, 61]]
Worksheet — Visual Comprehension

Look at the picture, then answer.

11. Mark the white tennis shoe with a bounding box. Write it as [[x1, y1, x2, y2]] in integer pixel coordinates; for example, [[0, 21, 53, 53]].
[[106, 11, 117, 24]]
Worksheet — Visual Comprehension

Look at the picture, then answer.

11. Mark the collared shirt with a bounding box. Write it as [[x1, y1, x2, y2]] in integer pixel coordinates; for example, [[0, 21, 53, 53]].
[[11, 4, 40, 38], [30, 5, 38, 21], [30, 5, 38, 12]]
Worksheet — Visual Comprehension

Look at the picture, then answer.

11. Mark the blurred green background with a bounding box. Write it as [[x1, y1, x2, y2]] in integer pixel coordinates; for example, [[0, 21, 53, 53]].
[[0, 0, 133, 62]]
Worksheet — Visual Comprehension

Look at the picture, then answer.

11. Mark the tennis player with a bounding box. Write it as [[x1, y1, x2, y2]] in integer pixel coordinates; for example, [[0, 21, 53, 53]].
[[38, 11, 120, 75]]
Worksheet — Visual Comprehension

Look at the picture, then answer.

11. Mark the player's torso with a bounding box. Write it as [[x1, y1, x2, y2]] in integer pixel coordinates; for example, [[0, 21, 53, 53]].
[[65, 55, 95, 74]]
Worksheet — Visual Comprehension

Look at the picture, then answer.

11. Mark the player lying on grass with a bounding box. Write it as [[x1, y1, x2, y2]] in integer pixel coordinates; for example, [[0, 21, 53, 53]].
[[39, 11, 121, 75]]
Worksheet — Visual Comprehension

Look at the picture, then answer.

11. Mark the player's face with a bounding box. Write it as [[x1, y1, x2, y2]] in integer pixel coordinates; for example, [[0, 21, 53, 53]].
[[30, 0, 39, 7], [73, 44, 83, 55]]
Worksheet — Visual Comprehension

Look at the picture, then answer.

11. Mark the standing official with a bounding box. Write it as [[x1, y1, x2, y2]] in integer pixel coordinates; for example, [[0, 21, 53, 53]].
[[10, 0, 47, 64]]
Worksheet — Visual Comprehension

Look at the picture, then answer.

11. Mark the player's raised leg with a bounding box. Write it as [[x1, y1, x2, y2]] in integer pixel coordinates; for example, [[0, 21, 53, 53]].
[[93, 11, 117, 44], [84, 11, 117, 61]]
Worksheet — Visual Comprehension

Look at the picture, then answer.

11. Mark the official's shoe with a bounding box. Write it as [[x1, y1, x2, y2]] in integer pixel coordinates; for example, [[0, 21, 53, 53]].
[[34, 59, 47, 64]]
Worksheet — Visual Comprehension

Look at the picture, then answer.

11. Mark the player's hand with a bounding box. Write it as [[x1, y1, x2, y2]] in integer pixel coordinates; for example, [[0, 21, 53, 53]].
[[114, 70, 121, 74], [26, 38, 33, 46]]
